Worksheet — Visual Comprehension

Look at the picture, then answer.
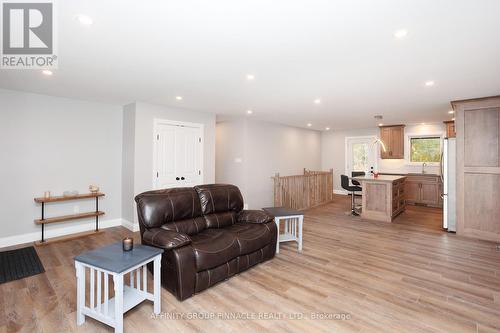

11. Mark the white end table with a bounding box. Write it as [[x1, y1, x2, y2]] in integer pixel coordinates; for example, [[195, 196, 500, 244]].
[[74, 242, 163, 333], [263, 207, 304, 253]]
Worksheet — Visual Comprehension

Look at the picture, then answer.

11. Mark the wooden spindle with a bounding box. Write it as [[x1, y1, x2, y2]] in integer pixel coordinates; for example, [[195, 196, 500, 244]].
[[137, 268, 141, 291], [143, 265, 147, 295], [104, 272, 109, 316], [96, 271, 101, 313], [90, 268, 95, 310]]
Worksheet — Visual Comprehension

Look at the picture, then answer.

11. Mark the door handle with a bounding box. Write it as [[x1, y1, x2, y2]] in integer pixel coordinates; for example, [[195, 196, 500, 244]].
[[181, 177, 185, 180], [176, 177, 180, 181]]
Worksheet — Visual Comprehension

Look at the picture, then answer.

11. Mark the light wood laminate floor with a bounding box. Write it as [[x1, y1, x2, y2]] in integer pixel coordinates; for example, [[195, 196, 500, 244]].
[[1, 195, 500, 333]]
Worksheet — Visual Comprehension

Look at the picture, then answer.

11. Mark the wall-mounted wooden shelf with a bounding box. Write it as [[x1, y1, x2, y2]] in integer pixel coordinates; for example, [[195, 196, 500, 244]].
[[34, 192, 105, 203], [34, 192, 105, 246], [34, 211, 105, 224]]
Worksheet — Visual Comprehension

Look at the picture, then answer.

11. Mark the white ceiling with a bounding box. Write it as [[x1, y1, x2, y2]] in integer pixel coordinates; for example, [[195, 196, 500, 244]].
[[1, 0, 500, 130]]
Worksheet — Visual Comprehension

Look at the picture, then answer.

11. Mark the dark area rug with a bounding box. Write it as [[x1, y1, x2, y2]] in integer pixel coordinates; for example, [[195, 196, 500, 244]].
[[0, 246, 45, 284]]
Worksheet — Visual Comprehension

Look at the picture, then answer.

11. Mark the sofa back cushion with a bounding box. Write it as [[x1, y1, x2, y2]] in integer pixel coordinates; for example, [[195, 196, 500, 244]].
[[160, 216, 207, 235], [203, 211, 238, 229], [135, 188, 205, 234], [194, 184, 244, 215]]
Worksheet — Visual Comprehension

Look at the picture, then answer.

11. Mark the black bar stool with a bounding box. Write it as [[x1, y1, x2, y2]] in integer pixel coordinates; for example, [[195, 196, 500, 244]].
[[341, 174, 362, 216], [351, 171, 366, 186]]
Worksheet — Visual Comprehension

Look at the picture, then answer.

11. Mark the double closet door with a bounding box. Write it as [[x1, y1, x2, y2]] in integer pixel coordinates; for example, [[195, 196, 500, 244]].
[[154, 120, 203, 189]]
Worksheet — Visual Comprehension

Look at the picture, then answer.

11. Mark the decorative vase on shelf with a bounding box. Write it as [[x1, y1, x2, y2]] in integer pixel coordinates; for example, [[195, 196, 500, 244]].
[[89, 185, 100, 194]]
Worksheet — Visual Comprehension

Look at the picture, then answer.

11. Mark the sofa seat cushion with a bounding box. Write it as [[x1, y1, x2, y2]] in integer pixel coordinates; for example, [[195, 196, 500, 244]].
[[226, 223, 273, 255], [190, 229, 239, 271]]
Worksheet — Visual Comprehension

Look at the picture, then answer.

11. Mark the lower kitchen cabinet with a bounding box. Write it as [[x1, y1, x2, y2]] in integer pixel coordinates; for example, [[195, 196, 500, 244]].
[[405, 175, 442, 208]]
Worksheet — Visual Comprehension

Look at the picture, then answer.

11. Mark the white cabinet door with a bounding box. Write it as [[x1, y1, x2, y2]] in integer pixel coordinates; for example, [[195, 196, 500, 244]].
[[154, 121, 203, 189]]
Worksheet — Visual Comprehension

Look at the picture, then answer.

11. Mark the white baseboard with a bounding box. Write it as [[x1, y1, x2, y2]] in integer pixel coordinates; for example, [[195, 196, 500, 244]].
[[0, 218, 123, 248], [121, 219, 140, 232], [334, 189, 348, 195]]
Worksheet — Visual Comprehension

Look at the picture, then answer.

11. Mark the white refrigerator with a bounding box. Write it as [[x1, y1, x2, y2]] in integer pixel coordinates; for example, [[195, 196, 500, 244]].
[[441, 138, 456, 232]]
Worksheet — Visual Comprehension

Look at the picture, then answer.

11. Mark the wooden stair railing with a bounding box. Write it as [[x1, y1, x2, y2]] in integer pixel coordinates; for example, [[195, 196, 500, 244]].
[[272, 169, 333, 210]]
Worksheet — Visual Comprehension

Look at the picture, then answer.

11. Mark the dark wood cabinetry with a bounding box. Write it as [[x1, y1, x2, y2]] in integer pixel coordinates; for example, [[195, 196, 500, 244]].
[[444, 120, 456, 138], [380, 125, 405, 159], [405, 175, 442, 208]]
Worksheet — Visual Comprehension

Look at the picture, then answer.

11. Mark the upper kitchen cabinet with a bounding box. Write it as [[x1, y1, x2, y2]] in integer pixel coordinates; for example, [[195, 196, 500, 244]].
[[380, 125, 405, 159], [443, 120, 456, 138]]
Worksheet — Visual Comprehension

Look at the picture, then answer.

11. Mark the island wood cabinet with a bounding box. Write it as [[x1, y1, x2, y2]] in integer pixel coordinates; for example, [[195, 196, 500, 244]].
[[405, 175, 442, 208], [443, 120, 456, 138], [353, 175, 406, 222], [453, 96, 500, 242], [380, 125, 405, 159]]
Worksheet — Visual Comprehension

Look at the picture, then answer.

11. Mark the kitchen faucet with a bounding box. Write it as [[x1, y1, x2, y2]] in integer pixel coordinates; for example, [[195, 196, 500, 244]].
[[422, 162, 427, 174]]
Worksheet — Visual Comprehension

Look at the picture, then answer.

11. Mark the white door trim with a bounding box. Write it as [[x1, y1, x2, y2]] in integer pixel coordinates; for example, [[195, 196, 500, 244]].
[[152, 119, 204, 189], [344, 135, 378, 177]]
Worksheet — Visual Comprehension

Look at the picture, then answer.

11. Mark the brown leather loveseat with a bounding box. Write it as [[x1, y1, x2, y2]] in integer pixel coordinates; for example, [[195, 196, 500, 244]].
[[135, 184, 277, 300]]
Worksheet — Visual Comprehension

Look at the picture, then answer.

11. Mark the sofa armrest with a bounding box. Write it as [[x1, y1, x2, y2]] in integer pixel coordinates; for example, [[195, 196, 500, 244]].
[[237, 210, 273, 224], [143, 228, 191, 250]]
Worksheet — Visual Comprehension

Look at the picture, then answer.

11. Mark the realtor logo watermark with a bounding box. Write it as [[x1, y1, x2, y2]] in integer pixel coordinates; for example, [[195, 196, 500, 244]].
[[1, 0, 58, 69]]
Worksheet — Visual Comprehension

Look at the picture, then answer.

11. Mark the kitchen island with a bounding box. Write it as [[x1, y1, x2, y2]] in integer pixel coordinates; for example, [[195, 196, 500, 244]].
[[353, 175, 406, 222]]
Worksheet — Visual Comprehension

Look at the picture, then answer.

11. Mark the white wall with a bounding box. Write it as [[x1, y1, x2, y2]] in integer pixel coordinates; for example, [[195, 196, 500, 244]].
[[0, 89, 123, 245], [121, 104, 136, 224], [216, 117, 322, 209], [216, 117, 247, 192], [321, 123, 446, 192], [121, 102, 217, 227]]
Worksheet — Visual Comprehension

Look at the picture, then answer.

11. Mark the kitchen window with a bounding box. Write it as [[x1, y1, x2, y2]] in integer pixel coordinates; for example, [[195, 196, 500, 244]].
[[409, 136, 441, 163]]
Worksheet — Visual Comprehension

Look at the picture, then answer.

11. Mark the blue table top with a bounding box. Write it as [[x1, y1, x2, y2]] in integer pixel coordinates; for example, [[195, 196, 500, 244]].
[[74, 242, 163, 273]]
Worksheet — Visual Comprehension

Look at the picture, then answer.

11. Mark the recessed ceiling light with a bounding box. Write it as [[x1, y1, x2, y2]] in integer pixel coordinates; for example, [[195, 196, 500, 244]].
[[448, 110, 455, 114], [42, 70, 53, 76], [394, 29, 408, 39], [314, 99, 321, 104], [246, 110, 253, 115], [425, 81, 435, 87], [307, 123, 312, 127], [175, 96, 183, 101], [378, 123, 384, 126], [421, 123, 426, 125], [325, 127, 330, 131], [76, 14, 93, 25], [246, 74, 255, 80], [451, 117, 455, 121]]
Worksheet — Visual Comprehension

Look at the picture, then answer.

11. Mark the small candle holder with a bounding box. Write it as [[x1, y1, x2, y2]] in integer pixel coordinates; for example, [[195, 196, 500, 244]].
[[122, 237, 133, 251], [44, 191, 51, 199]]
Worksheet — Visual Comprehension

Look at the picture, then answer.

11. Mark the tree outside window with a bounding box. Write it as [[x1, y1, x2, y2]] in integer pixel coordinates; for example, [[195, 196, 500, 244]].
[[410, 137, 441, 163], [352, 143, 369, 171]]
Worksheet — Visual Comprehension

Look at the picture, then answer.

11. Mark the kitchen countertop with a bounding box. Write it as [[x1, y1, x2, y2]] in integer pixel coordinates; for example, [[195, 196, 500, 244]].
[[379, 172, 440, 177], [353, 175, 406, 183]]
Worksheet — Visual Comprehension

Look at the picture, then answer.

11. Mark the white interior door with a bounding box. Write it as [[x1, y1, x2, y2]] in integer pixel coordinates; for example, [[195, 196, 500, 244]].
[[345, 136, 377, 178], [154, 121, 203, 189]]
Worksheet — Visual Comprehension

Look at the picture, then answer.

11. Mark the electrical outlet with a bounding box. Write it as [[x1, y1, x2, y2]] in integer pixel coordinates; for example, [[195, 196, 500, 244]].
[[73, 206, 80, 214]]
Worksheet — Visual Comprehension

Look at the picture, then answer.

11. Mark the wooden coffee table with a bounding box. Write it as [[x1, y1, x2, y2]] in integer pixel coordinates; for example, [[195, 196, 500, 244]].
[[74, 243, 163, 333], [263, 207, 303, 254]]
